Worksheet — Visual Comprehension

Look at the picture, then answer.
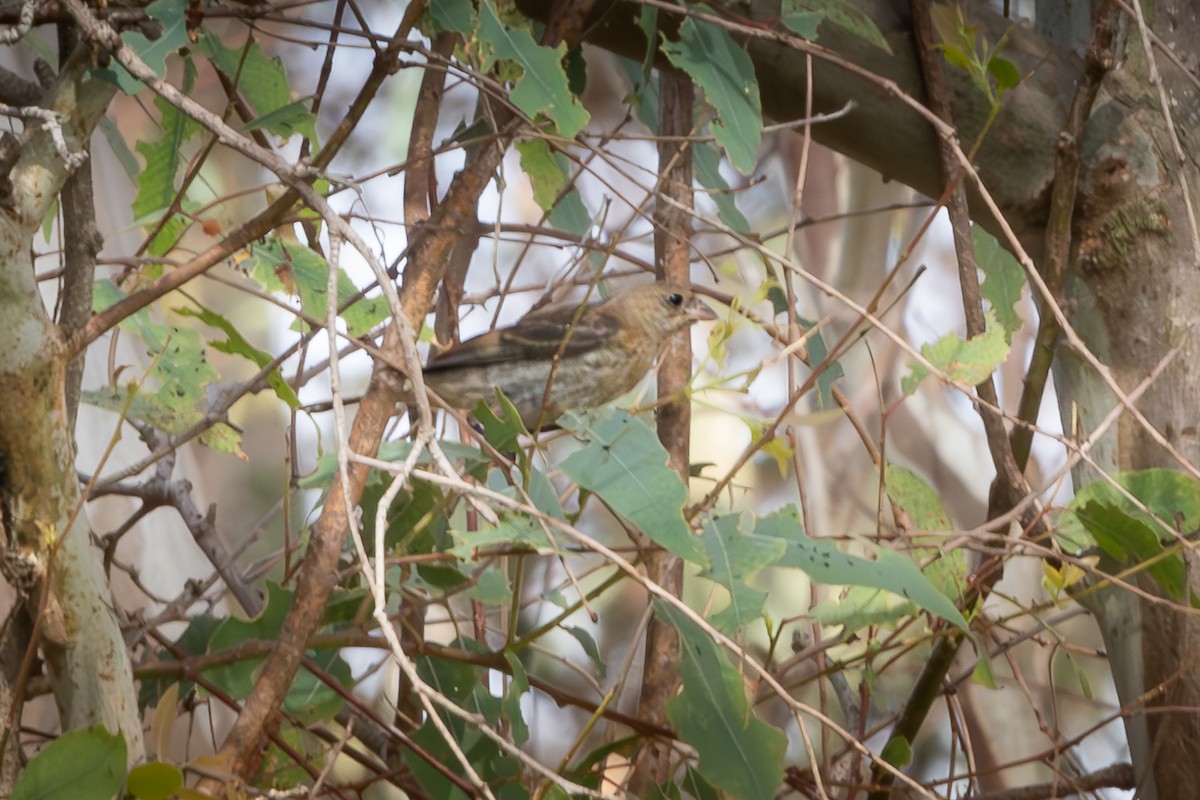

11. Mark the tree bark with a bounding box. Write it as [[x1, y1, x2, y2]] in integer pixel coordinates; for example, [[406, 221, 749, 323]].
[[0, 50, 141, 768]]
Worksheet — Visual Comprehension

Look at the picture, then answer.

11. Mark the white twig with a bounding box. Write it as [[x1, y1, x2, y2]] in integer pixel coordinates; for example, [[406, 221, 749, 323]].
[[0, 0, 37, 44], [0, 103, 87, 168]]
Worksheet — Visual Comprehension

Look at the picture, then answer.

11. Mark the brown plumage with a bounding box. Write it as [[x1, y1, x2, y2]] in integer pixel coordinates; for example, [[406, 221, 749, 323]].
[[422, 282, 716, 429]]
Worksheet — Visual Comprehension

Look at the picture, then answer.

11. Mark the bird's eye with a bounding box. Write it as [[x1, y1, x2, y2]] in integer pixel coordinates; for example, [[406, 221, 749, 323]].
[[666, 292, 684, 307]]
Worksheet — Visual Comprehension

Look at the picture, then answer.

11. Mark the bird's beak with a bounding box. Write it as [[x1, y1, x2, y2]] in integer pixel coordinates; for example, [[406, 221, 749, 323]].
[[686, 296, 718, 322]]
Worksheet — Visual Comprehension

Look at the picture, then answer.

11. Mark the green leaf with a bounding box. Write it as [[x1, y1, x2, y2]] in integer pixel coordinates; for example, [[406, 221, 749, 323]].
[[131, 96, 202, 253], [765, 284, 843, 408], [197, 33, 315, 144], [243, 99, 318, 145], [93, 0, 191, 93], [98, 116, 141, 178], [880, 734, 913, 767], [694, 141, 750, 234], [759, 509, 969, 631], [884, 463, 952, 530], [972, 649, 998, 689], [559, 409, 709, 567], [988, 56, 1020, 94], [204, 584, 351, 722], [87, 281, 242, 453], [780, 8, 823, 40], [1059, 469, 1200, 552], [431, 0, 475, 33], [973, 226, 1026, 342], [125, 762, 184, 800], [176, 302, 300, 409], [1075, 501, 1189, 600], [940, 44, 973, 72], [810, 585, 916, 632], [13, 726, 127, 800], [462, 566, 512, 604], [244, 239, 389, 337], [901, 309, 1010, 395], [286, 645, 352, 724], [450, 512, 556, 557], [784, 0, 891, 53], [139, 615, 221, 709], [547, 180, 591, 235], [699, 514, 787, 633], [501, 651, 531, 745], [658, 602, 786, 799], [516, 138, 568, 212], [563, 625, 606, 680], [477, 1, 589, 138], [301, 438, 489, 490], [661, 17, 762, 175]]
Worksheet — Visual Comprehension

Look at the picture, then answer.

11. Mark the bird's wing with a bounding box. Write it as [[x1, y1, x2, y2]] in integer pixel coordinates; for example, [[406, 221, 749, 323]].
[[425, 302, 618, 370]]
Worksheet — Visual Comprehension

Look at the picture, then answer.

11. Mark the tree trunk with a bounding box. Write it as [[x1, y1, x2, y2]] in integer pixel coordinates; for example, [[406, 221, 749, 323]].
[[0, 50, 142, 775]]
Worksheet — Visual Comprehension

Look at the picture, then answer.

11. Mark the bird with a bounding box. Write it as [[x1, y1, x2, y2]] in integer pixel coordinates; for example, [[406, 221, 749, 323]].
[[418, 282, 717, 429]]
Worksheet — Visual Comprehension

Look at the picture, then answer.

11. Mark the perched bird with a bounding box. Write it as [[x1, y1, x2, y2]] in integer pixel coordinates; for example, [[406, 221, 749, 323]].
[[420, 282, 716, 429]]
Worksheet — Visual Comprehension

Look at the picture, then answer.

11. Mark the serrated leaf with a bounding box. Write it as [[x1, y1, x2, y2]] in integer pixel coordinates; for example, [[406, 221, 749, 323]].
[[901, 309, 1010, 395], [132, 95, 202, 255], [92, 0, 191, 93], [477, 1, 589, 137], [559, 408, 708, 567], [12, 726, 127, 800], [973, 226, 1026, 342], [662, 17, 762, 175], [759, 509, 969, 630], [176, 303, 299, 409], [700, 514, 788, 632], [198, 33, 293, 118], [884, 463, 952, 529], [516, 138, 567, 212], [785, 0, 891, 53], [198, 38, 317, 142], [244, 239, 389, 337], [88, 281, 242, 454], [659, 601, 786, 799], [450, 513, 556, 557]]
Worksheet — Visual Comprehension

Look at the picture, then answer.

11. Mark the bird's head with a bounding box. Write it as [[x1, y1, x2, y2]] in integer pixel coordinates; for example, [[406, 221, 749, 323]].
[[606, 283, 717, 344]]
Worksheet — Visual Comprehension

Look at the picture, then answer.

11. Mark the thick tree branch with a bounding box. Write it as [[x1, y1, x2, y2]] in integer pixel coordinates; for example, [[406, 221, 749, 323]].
[[517, 0, 1077, 254]]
